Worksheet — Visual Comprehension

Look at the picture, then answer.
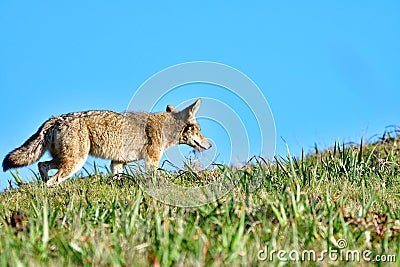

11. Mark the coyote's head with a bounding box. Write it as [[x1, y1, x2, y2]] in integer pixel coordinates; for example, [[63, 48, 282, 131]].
[[166, 99, 212, 152]]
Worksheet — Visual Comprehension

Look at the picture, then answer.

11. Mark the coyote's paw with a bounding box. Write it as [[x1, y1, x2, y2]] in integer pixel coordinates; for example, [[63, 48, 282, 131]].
[[46, 178, 58, 187]]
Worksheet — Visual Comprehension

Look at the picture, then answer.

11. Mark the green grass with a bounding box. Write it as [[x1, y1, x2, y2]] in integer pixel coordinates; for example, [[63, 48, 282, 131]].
[[0, 133, 399, 266]]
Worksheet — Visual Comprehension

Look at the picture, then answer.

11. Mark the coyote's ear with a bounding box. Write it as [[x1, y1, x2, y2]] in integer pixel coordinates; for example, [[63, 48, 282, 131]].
[[182, 98, 201, 120], [166, 104, 178, 113]]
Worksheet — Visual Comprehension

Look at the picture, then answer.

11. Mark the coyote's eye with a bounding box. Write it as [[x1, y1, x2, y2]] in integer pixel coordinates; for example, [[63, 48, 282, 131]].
[[184, 124, 193, 132]]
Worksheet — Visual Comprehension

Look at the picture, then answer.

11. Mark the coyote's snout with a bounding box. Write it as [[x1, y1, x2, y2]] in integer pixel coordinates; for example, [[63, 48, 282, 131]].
[[3, 99, 211, 186]]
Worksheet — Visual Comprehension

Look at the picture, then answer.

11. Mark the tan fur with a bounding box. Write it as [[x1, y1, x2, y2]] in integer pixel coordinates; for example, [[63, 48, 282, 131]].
[[3, 99, 212, 186], [144, 112, 169, 167]]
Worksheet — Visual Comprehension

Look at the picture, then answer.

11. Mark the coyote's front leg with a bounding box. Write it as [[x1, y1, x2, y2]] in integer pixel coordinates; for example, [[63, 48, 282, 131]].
[[144, 157, 160, 169], [144, 143, 162, 169], [110, 161, 125, 175]]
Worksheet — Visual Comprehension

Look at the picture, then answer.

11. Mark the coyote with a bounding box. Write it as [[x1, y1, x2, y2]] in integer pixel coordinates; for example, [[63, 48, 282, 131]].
[[3, 99, 212, 186]]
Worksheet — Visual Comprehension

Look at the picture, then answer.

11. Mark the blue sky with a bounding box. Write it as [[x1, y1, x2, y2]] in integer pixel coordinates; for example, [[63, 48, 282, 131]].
[[1, 2, 399, 189]]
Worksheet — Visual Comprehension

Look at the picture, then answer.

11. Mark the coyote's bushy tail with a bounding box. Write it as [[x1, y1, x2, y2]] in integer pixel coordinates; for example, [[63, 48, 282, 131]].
[[2, 117, 57, 171]]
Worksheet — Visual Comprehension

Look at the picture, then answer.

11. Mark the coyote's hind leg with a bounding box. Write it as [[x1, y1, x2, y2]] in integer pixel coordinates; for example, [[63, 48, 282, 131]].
[[38, 160, 58, 182], [46, 156, 88, 186], [45, 126, 90, 186]]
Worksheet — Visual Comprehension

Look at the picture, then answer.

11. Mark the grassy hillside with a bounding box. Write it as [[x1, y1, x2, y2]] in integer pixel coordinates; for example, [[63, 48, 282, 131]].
[[0, 132, 399, 266]]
